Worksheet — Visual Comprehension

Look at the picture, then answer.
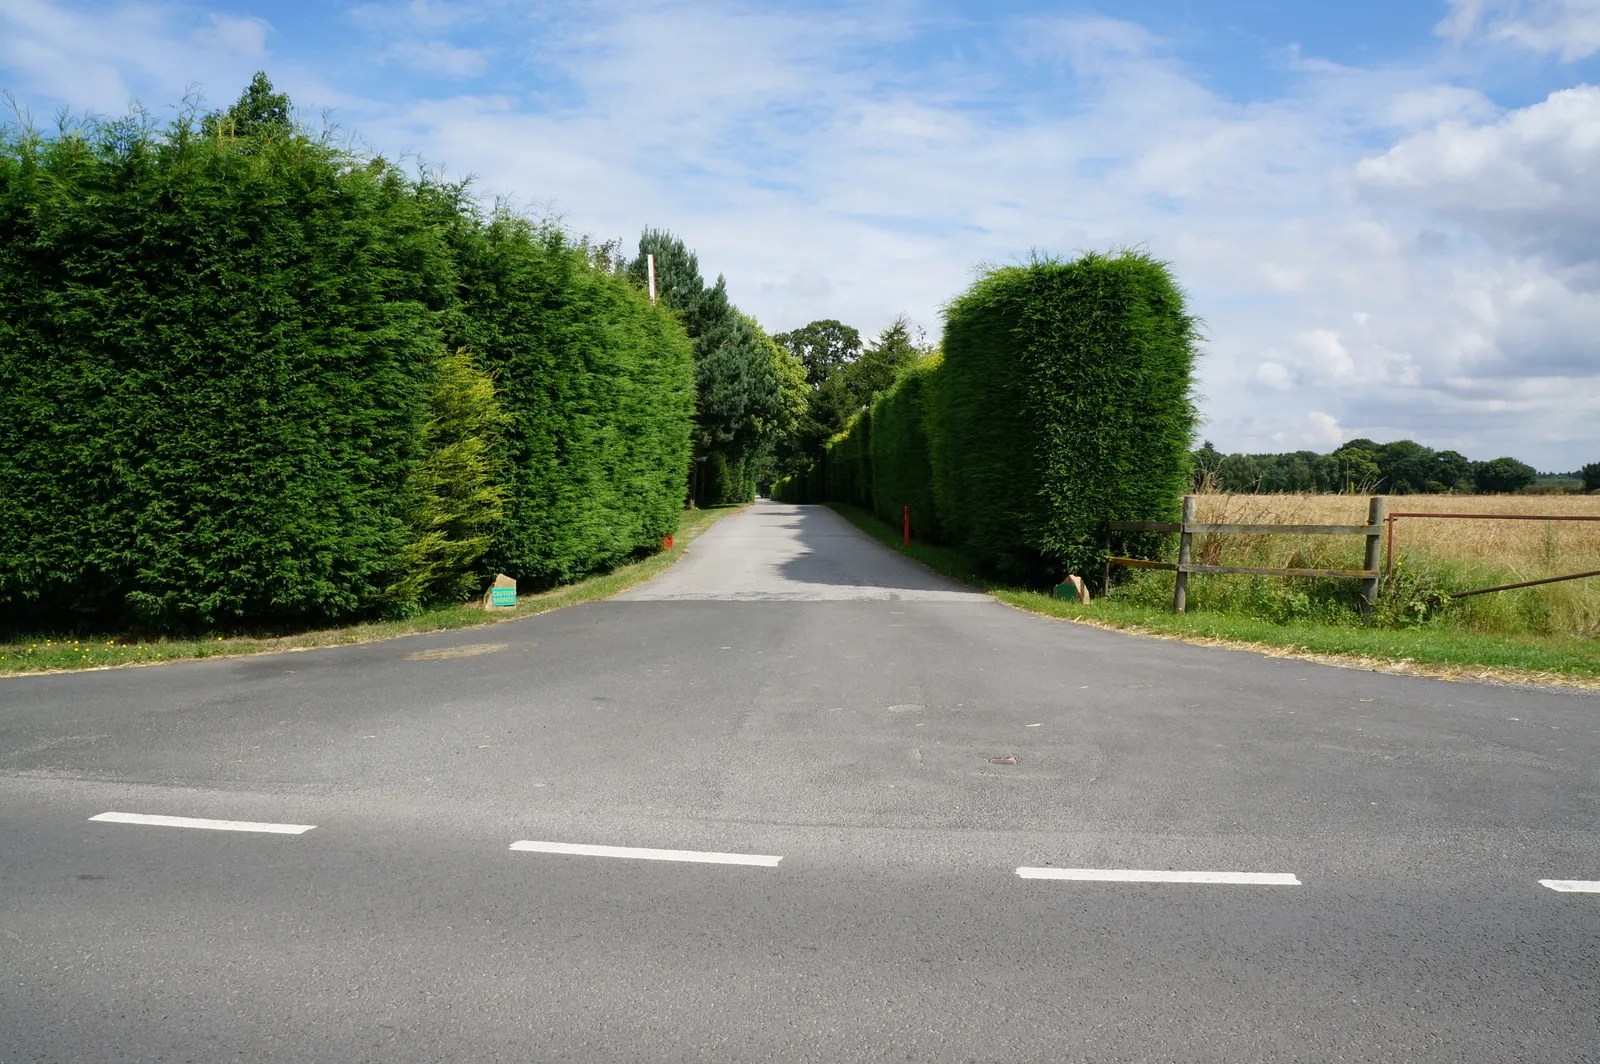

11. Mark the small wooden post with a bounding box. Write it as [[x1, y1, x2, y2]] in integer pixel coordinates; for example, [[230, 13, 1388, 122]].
[[1102, 523, 1112, 598], [903, 505, 911, 546], [1173, 495, 1196, 613], [1363, 496, 1386, 616]]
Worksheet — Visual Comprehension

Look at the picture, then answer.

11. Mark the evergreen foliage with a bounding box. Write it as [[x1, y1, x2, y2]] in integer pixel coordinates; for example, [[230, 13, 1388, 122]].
[[845, 316, 920, 406], [0, 77, 698, 631], [804, 458, 826, 503], [203, 71, 292, 138], [790, 254, 1197, 587], [772, 362, 856, 484], [383, 346, 509, 612], [627, 231, 803, 505], [868, 353, 944, 542], [935, 252, 1199, 583], [452, 212, 695, 585], [0, 101, 450, 630], [824, 410, 873, 509], [703, 454, 755, 506], [769, 316, 922, 488]]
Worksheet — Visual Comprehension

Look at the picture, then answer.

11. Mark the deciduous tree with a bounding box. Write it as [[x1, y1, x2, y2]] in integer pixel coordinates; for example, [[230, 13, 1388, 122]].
[[774, 319, 861, 387], [1474, 456, 1537, 494]]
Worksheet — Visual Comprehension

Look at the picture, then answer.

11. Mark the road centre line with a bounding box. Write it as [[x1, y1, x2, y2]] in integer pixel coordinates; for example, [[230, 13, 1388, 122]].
[[1017, 867, 1301, 885], [510, 840, 782, 867], [89, 812, 316, 835], [1540, 879, 1600, 893]]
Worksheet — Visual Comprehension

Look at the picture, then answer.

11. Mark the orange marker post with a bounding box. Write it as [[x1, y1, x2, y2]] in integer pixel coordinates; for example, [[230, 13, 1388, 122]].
[[903, 506, 911, 546]]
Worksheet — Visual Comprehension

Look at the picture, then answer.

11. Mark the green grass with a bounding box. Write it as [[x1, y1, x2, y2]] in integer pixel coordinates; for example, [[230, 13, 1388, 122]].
[[825, 502, 1600, 686], [0, 505, 741, 677]]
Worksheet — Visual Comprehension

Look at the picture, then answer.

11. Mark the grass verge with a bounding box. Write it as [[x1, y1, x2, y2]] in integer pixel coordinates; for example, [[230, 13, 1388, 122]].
[[0, 505, 742, 677], [826, 502, 1600, 689]]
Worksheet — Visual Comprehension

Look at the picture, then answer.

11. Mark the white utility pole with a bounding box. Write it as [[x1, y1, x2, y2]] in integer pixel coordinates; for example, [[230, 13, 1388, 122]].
[[647, 254, 657, 303]]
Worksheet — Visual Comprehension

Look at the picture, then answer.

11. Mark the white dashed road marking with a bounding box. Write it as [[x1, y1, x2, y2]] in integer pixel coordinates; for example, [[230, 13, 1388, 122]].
[[510, 840, 782, 867], [1018, 867, 1301, 885], [89, 812, 316, 835], [1540, 879, 1600, 893]]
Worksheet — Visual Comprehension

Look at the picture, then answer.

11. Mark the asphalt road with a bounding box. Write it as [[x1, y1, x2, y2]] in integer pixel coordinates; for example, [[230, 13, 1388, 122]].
[[2, 500, 1597, 1063]]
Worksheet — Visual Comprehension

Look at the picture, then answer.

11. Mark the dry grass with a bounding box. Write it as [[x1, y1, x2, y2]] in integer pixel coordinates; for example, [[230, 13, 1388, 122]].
[[1172, 492, 1600, 638], [1192, 492, 1600, 570], [825, 500, 1600, 685]]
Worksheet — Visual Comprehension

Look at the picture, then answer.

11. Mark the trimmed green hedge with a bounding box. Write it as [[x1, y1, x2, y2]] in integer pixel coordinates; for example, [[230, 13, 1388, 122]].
[[937, 252, 1197, 583], [0, 108, 693, 632], [824, 410, 873, 509], [704, 454, 758, 506], [446, 210, 693, 587], [805, 252, 1197, 585], [0, 120, 448, 630], [868, 353, 943, 543]]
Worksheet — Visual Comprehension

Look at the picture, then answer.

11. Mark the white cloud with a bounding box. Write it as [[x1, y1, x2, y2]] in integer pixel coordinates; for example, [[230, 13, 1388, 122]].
[[0, 0, 274, 111], [386, 40, 487, 76], [350, 0, 488, 35], [1439, 0, 1600, 61], [763, 270, 835, 302], [1355, 85, 1600, 263], [3, 0, 1597, 467], [1295, 330, 1358, 383], [1306, 412, 1346, 446], [195, 13, 268, 55], [1014, 15, 1161, 69], [1256, 361, 1293, 390], [1383, 84, 1496, 129]]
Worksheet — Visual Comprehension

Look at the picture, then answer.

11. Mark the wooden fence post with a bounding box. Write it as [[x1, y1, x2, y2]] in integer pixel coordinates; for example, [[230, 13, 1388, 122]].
[[1102, 523, 1112, 599], [1173, 495, 1196, 613], [1363, 496, 1385, 616]]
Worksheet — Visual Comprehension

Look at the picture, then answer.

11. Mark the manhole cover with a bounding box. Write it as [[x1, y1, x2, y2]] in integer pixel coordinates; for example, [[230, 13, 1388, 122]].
[[988, 755, 1018, 765]]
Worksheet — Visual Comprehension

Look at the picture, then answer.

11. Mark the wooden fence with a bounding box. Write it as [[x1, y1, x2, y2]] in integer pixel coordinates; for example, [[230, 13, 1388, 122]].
[[1385, 510, 1600, 599], [1105, 496, 1386, 613]]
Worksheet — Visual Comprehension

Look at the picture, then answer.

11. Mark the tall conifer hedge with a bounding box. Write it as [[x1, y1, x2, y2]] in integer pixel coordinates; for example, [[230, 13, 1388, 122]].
[[868, 354, 943, 542], [801, 252, 1196, 586], [824, 410, 873, 509], [445, 210, 693, 587], [936, 252, 1198, 582], [0, 85, 696, 632], [0, 116, 449, 629]]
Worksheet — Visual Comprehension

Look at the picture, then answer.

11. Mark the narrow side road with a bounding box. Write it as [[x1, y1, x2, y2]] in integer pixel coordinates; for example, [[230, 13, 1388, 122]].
[[2, 501, 1596, 1063]]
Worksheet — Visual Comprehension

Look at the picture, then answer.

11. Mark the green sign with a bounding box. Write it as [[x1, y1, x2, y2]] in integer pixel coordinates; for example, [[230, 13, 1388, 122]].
[[489, 587, 517, 607]]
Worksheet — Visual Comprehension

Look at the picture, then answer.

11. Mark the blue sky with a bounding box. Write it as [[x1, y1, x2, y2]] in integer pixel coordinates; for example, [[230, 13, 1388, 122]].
[[4, 0, 1598, 468]]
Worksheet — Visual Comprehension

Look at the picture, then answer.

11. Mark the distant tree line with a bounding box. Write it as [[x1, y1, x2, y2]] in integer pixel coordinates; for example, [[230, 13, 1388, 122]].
[[1192, 439, 1597, 495], [764, 315, 927, 486]]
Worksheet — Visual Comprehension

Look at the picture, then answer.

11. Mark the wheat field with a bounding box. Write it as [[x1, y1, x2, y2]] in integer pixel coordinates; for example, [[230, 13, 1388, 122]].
[[1165, 492, 1600, 637]]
